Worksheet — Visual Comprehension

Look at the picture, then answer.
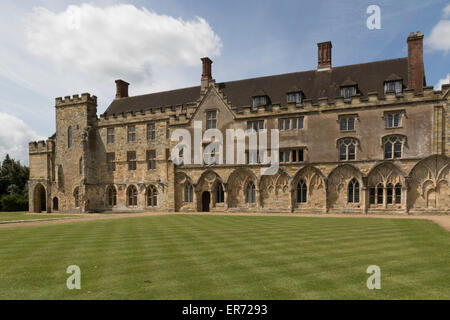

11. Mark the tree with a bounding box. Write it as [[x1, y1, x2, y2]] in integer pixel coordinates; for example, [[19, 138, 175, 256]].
[[0, 154, 29, 211]]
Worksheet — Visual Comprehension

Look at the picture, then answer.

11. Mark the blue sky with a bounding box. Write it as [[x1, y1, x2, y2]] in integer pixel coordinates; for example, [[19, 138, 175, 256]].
[[0, 0, 449, 163]]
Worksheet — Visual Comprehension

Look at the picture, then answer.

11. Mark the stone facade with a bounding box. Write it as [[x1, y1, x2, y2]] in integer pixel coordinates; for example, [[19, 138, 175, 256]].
[[29, 32, 450, 214]]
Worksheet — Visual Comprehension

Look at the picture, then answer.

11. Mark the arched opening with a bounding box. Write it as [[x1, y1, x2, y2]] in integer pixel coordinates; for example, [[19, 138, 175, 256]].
[[34, 184, 46, 213], [202, 191, 210, 212], [107, 185, 117, 207], [245, 181, 256, 204], [215, 183, 224, 203], [296, 180, 307, 203], [184, 183, 193, 203], [147, 185, 158, 207], [52, 197, 59, 211], [395, 183, 402, 204], [348, 178, 360, 203], [127, 185, 138, 207]]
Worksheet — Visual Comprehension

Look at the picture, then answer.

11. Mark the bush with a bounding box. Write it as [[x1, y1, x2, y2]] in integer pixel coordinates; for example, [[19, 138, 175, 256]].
[[0, 194, 28, 211]]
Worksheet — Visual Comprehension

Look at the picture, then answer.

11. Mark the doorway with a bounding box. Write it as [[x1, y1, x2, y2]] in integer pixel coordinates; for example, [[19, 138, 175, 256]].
[[34, 184, 46, 213], [202, 191, 210, 212]]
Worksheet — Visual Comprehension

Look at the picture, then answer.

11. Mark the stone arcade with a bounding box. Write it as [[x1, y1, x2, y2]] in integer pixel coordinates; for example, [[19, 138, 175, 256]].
[[29, 32, 450, 214]]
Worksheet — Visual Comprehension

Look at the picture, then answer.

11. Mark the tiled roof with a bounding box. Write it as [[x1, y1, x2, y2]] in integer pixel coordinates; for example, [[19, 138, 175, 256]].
[[105, 57, 408, 115]]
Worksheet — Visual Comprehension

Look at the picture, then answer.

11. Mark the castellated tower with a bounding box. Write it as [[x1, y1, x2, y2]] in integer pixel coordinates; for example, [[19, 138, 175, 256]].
[[28, 93, 99, 213], [54, 93, 98, 212]]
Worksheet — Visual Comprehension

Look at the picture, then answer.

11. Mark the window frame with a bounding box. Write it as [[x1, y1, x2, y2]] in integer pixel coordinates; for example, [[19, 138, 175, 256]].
[[147, 150, 156, 170], [127, 125, 136, 142], [206, 110, 217, 129], [127, 151, 137, 171], [147, 123, 156, 141], [337, 138, 357, 161], [107, 127, 115, 144]]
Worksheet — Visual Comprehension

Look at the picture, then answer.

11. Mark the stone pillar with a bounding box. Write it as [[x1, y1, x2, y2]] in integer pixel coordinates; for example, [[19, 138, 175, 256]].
[[223, 183, 228, 209], [383, 186, 387, 209]]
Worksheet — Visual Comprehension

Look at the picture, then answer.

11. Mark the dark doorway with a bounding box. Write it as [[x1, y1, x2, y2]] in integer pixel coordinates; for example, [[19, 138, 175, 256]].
[[202, 191, 210, 212], [53, 197, 59, 211]]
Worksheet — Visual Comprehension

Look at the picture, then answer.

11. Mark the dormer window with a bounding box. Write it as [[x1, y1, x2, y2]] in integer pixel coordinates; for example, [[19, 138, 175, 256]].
[[252, 96, 267, 109], [287, 92, 302, 104], [340, 86, 357, 100], [384, 80, 402, 95]]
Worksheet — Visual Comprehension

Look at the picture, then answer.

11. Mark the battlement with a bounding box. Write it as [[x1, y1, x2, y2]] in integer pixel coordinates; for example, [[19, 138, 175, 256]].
[[55, 93, 97, 107], [29, 139, 55, 154]]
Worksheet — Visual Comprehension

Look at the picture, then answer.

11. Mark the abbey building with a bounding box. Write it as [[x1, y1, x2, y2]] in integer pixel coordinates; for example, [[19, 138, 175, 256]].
[[29, 32, 450, 214]]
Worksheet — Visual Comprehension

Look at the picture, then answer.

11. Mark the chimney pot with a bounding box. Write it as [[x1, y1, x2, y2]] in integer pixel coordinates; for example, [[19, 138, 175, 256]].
[[115, 79, 129, 99], [407, 31, 425, 94], [317, 41, 332, 70]]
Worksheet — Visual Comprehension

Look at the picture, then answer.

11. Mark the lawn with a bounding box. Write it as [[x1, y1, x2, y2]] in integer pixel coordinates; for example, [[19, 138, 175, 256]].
[[0, 214, 449, 299], [0, 211, 75, 222]]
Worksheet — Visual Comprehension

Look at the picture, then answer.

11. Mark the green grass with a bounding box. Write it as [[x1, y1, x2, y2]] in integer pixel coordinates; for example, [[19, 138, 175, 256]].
[[0, 214, 449, 299], [0, 211, 75, 222]]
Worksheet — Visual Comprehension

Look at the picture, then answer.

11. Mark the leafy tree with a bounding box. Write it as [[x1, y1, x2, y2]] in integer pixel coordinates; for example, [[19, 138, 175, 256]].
[[0, 154, 29, 211]]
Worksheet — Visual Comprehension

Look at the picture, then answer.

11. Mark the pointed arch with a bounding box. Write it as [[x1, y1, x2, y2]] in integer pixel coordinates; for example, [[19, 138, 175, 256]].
[[126, 185, 138, 207], [227, 168, 258, 208], [408, 155, 449, 211], [33, 183, 46, 213], [260, 168, 290, 210], [327, 164, 363, 211], [291, 166, 326, 211]]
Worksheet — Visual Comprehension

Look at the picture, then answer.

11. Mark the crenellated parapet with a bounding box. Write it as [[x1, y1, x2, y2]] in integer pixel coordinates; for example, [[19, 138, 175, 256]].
[[29, 139, 55, 155], [55, 93, 97, 107]]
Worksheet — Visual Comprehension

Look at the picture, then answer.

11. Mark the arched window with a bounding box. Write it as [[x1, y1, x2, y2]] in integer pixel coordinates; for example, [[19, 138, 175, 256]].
[[395, 183, 402, 204], [107, 186, 117, 206], [376, 183, 383, 204], [348, 178, 360, 203], [296, 180, 307, 203], [383, 135, 405, 159], [386, 183, 394, 204], [245, 181, 256, 203], [147, 185, 158, 207], [68, 126, 73, 148], [338, 138, 357, 161], [127, 185, 138, 207], [216, 183, 224, 203], [79, 157, 82, 175], [74, 187, 79, 207], [184, 183, 193, 203], [53, 197, 59, 211]]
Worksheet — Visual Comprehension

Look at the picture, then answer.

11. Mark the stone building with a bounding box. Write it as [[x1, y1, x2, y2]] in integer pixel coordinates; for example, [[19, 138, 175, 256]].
[[29, 32, 450, 214]]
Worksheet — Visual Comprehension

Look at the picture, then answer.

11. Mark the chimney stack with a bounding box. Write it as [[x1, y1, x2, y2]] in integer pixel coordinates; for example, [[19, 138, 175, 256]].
[[201, 57, 213, 80], [115, 79, 129, 99], [201, 57, 213, 91], [407, 31, 425, 94], [317, 41, 332, 70]]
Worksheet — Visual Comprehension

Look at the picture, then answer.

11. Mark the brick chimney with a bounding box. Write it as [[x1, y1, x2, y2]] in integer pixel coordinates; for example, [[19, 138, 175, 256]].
[[407, 31, 425, 94], [317, 41, 332, 70], [201, 57, 213, 91], [115, 79, 129, 99], [201, 57, 213, 80]]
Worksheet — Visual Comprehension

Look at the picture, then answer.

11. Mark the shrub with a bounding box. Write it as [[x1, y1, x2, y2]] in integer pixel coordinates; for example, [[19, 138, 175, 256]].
[[0, 194, 28, 211]]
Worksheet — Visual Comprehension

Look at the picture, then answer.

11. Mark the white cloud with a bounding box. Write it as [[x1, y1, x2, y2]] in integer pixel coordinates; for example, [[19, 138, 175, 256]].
[[24, 3, 222, 84], [0, 113, 44, 165], [425, 4, 450, 53], [434, 73, 450, 90]]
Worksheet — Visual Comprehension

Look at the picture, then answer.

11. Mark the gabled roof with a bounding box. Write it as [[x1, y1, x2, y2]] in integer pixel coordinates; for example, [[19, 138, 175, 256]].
[[104, 57, 408, 115]]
